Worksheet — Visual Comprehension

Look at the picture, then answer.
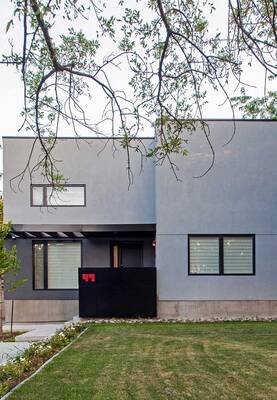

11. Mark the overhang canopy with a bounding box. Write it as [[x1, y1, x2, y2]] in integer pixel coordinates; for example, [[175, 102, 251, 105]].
[[8, 224, 156, 239]]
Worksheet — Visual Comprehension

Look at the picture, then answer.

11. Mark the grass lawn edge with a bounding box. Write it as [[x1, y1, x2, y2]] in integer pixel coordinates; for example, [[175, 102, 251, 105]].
[[5, 320, 277, 400], [0, 326, 89, 400]]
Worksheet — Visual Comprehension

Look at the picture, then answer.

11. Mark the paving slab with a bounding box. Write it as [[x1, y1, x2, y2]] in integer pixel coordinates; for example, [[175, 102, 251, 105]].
[[14, 323, 64, 342], [3, 323, 65, 333], [0, 342, 31, 365]]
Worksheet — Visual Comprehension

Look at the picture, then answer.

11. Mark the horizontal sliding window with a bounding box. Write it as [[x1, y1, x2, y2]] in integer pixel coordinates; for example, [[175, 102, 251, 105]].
[[189, 235, 255, 275], [33, 241, 81, 290], [31, 185, 85, 207]]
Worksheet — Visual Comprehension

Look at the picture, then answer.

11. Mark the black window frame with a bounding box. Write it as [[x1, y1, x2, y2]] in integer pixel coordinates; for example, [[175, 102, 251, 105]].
[[30, 184, 86, 207], [32, 239, 83, 290], [188, 234, 255, 276]]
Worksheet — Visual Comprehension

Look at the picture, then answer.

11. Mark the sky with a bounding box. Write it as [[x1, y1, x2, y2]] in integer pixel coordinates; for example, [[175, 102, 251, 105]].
[[0, 0, 274, 186]]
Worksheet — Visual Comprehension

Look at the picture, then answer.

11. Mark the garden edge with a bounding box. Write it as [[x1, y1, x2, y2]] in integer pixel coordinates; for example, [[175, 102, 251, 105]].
[[0, 326, 89, 400]]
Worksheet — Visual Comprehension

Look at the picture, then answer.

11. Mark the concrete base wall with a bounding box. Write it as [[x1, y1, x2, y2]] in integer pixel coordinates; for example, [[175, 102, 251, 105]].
[[5, 300, 79, 322], [158, 300, 277, 320], [6, 299, 277, 322]]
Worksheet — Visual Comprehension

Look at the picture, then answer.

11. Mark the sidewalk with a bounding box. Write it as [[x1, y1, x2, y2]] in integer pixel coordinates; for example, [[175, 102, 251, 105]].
[[0, 342, 31, 365], [0, 323, 65, 365], [0, 319, 80, 365], [10, 323, 65, 342]]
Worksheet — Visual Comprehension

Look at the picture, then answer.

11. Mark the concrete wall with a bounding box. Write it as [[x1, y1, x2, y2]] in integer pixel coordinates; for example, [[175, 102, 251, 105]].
[[3, 137, 155, 225], [156, 121, 277, 308], [5, 300, 79, 323]]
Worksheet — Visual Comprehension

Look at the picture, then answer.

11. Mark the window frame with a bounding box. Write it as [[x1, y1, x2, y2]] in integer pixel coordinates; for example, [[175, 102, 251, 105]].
[[32, 239, 83, 290], [30, 184, 86, 207], [188, 234, 255, 276]]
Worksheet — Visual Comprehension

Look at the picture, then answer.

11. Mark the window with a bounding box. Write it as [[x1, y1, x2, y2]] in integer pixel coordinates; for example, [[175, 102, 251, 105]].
[[223, 237, 254, 274], [189, 237, 220, 274], [33, 241, 82, 289], [31, 185, 86, 207], [188, 235, 255, 275]]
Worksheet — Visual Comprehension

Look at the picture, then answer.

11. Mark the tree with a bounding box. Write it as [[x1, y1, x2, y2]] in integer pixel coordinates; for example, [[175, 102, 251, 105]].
[[228, 0, 277, 119], [1, 0, 276, 183], [0, 201, 24, 333], [232, 91, 277, 119]]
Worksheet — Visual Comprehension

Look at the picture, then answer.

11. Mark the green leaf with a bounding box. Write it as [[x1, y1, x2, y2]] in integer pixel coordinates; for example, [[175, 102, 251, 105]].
[[6, 19, 13, 33]]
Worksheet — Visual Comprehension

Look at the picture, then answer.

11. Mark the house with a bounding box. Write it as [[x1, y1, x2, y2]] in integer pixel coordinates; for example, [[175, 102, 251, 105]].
[[3, 120, 277, 322]]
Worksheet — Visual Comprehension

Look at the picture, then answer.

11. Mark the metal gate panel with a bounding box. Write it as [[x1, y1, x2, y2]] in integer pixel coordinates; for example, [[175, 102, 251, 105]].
[[79, 268, 157, 318]]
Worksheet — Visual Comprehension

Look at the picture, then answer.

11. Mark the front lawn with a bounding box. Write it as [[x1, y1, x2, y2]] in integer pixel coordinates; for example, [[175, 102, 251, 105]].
[[7, 321, 277, 399]]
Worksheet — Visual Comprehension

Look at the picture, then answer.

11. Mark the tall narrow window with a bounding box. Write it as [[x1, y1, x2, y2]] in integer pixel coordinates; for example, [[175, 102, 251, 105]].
[[32, 186, 44, 206], [33, 241, 81, 289], [223, 237, 253, 274], [33, 243, 45, 289], [47, 242, 81, 289], [112, 245, 120, 268]]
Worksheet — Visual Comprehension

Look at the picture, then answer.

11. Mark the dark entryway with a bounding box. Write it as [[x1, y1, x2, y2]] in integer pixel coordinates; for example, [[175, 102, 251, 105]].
[[111, 241, 143, 268]]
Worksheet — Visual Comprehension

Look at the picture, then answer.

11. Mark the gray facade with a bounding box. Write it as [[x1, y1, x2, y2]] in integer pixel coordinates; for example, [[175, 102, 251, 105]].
[[3, 120, 277, 321], [4, 138, 155, 226]]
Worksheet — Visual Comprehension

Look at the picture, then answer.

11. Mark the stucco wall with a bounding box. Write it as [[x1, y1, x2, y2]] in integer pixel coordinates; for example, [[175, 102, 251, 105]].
[[156, 120, 277, 301], [3, 137, 155, 226]]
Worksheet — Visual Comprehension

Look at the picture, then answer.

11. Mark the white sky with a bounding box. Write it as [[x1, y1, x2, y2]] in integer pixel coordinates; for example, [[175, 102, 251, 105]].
[[0, 0, 274, 190], [0, 0, 272, 140]]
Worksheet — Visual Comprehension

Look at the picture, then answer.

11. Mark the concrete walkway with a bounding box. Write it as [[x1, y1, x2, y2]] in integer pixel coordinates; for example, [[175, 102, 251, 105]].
[[0, 322, 67, 365], [0, 342, 31, 365], [4, 323, 65, 342]]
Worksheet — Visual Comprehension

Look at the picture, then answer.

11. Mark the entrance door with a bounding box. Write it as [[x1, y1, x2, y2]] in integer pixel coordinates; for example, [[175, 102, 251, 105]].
[[111, 242, 143, 268]]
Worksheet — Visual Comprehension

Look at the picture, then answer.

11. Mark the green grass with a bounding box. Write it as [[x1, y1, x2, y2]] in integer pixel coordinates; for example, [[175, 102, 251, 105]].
[[8, 321, 277, 400]]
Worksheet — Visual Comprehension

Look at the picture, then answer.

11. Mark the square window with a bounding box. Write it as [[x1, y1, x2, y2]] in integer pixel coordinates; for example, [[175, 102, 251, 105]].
[[33, 241, 82, 289], [47, 242, 81, 289]]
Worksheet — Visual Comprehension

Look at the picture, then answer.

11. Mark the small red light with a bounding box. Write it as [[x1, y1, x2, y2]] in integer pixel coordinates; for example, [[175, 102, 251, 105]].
[[82, 273, 95, 283]]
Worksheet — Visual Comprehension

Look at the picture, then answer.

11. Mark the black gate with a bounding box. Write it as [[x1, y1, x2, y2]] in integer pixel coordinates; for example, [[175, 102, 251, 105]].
[[79, 267, 157, 318]]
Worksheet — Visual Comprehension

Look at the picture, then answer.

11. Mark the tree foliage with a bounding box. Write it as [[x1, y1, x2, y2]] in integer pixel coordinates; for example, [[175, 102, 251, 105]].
[[232, 91, 277, 119], [1, 0, 276, 183], [0, 201, 23, 292]]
